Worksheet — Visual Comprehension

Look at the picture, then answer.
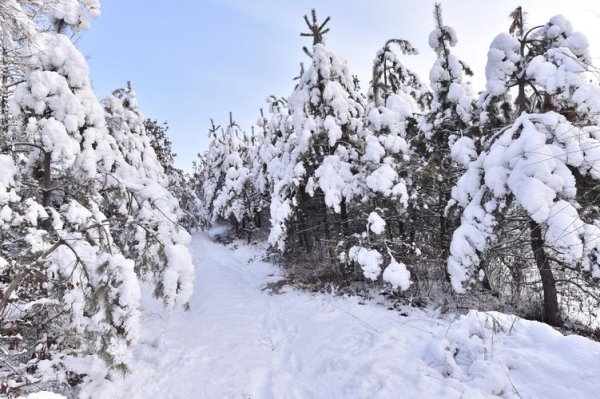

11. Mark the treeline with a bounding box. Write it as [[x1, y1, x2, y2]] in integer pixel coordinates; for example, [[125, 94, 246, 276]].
[[196, 6, 600, 330]]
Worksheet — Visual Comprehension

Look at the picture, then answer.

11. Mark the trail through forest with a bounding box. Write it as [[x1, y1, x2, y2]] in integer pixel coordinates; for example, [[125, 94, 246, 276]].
[[101, 232, 600, 399]]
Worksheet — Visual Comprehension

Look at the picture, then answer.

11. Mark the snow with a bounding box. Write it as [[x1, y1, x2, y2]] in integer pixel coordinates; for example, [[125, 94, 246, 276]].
[[482, 33, 520, 98], [367, 211, 386, 235], [265, 39, 365, 250], [451, 136, 477, 167], [0, 155, 19, 205], [45, 0, 100, 31], [382, 258, 411, 291], [449, 112, 600, 289], [314, 155, 355, 213], [23, 392, 67, 399], [365, 164, 399, 196], [75, 232, 600, 398], [348, 246, 383, 280], [12, 32, 118, 178]]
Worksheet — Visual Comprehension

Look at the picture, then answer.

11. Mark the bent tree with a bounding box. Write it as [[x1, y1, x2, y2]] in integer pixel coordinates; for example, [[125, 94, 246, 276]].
[[448, 9, 600, 326]]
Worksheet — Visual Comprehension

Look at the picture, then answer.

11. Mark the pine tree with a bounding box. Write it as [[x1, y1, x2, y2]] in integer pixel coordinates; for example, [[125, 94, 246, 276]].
[[190, 151, 209, 228], [209, 114, 261, 238], [144, 118, 200, 229], [346, 37, 427, 290], [200, 119, 226, 224], [4, 0, 143, 385], [448, 9, 600, 326], [268, 10, 367, 280], [0, 2, 195, 392], [254, 98, 287, 210], [409, 3, 477, 285], [103, 82, 194, 309]]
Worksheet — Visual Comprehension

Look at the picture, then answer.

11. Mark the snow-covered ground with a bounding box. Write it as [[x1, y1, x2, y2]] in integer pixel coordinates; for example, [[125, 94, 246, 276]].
[[87, 232, 599, 398]]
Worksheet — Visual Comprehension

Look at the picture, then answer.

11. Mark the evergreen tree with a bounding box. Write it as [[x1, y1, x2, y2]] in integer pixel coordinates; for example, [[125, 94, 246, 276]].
[[346, 37, 427, 290], [144, 118, 200, 229], [4, 0, 142, 385], [189, 6, 600, 331], [103, 83, 194, 309], [253, 99, 289, 220], [449, 9, 600, 326], [0, 2, 195, 393], [269, 10, 366, 280], [190, 151, 209, 228], [410, 3, 477, 284], [200, 119, 226, 224], [210, 114, 261, 237]]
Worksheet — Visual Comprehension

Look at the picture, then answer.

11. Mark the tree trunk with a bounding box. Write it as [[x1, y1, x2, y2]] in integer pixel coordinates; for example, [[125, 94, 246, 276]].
[[0, 47, 8, 137], [340, 198, 348, 238], [439, 191, 447, 255], [320, 193, 340, 281], [42, 151, 52, 208], [529, 219, 561, 326], [298, 190, 311, 252], [510, 261, 524, 300], [255, 209, 262, 229], [439, 190, 452, 284], [39, 151, 53, 230]]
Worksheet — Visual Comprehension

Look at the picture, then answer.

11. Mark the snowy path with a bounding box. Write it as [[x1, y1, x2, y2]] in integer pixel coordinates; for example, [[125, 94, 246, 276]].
[[106, 232, 600, 399]]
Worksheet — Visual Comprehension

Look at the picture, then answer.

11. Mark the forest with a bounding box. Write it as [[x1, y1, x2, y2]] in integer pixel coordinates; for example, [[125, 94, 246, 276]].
[[1, 0, 600, 398], [196, 5, 600, 330]]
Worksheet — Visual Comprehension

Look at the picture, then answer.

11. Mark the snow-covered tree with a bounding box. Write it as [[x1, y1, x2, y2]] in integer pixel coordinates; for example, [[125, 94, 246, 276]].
[[144, 118, 199, 229], [345, 38, 427, 290], [0, 0, 41, 143], [255, 99, 281, 196], [102, 82, 194, 309], [201, 114, 262, 238], [448, 9, 600, 325], [2, 2, 142, 390], [0, 2, 195, 394], [144, 119, 175, 175], [189, 151, 209, 228], [209, 116, 244, 224], [268, 10, 367, 279], [254, 98, 289, 211], [200, 120, 226, 224], [174, 5, 600, 331], [400, 4, 478, 286]]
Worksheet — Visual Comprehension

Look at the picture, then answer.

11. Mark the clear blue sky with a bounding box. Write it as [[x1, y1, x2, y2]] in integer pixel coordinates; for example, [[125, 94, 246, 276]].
[[78, 0, 600, 171]]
